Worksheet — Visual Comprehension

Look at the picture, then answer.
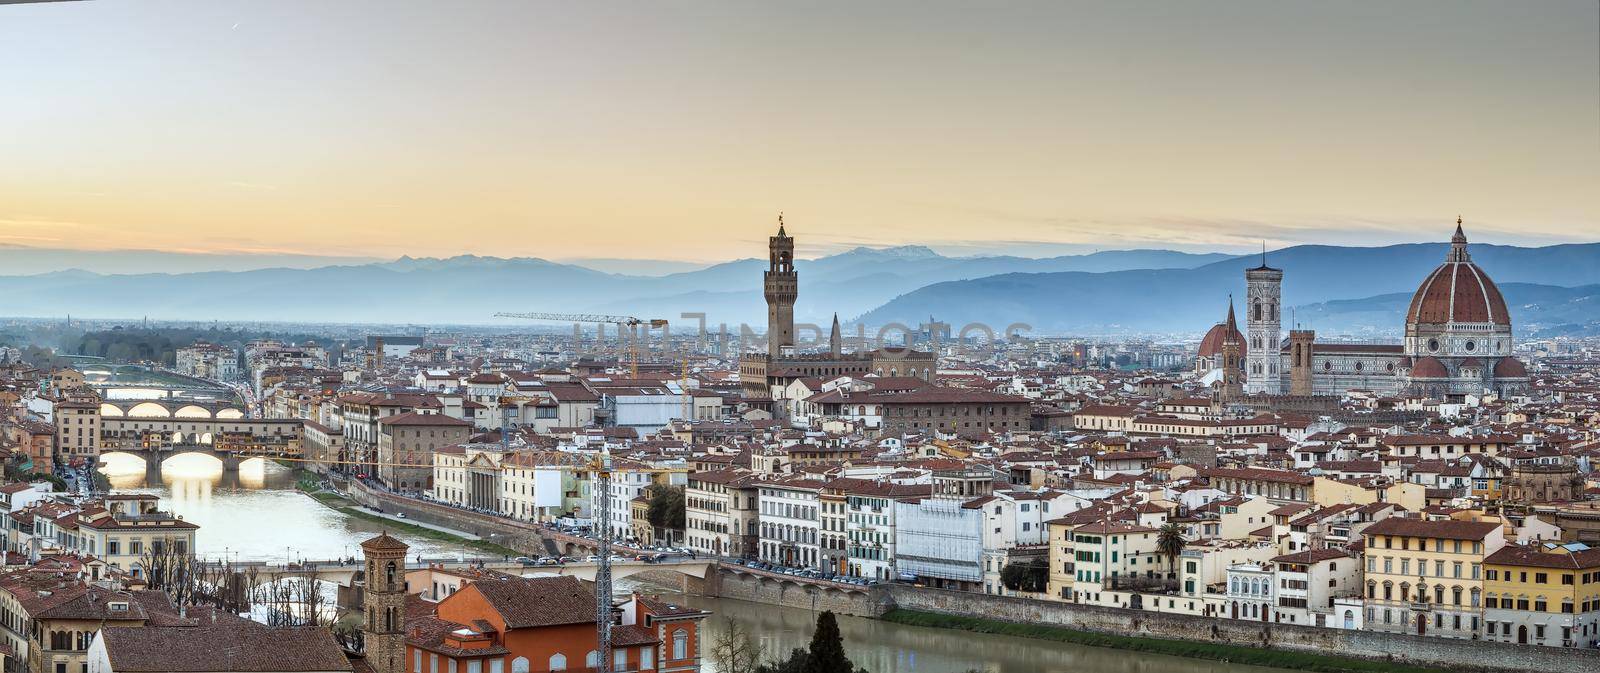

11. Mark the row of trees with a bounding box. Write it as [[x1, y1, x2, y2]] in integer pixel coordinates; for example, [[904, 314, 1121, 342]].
[[711, 611, 866, 673], [139, 545, 346, 634]]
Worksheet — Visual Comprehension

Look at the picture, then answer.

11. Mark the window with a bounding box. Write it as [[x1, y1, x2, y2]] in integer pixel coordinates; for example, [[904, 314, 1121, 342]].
[[547, 654, 566, 672], [673, 629, 689, 660]]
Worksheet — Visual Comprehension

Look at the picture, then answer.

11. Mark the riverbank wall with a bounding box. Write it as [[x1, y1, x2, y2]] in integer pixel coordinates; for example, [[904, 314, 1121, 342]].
[[881, 584, 1600, 673], [708, 569, 887, 617], [342, 480, 572, 556]]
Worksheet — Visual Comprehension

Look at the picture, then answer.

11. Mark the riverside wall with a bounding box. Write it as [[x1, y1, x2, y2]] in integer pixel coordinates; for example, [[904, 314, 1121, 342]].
[[882, 584, 1600, 673], [708, 569, 886, 617], [342, 480, 590, 556]]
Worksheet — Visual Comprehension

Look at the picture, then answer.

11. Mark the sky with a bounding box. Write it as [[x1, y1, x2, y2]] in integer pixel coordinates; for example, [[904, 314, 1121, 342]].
[[1, 0, 1596, 267]]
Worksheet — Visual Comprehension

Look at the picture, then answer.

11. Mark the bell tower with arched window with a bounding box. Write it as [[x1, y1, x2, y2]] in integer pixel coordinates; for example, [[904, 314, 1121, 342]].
[[362, 532, 410, 673], [1245, 248, 1283, 394]]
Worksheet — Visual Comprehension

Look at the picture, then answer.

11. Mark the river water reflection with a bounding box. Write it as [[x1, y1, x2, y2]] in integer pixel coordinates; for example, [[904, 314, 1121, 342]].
[[623, 582, 1298, 673], [97, 453, 479, 563], [98, 454, 1293, 673]]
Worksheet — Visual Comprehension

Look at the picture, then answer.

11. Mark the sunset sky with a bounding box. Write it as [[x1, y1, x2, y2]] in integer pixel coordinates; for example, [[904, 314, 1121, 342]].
[[2, 1, 1596, 265]]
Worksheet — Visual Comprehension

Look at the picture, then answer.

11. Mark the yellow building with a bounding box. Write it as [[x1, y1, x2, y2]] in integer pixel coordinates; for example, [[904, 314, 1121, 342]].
[[1361, 517, 1504, 639], [1484, 542, 1600, 647], [630, 496, 654, 546], [1058, 521, 1164, 608]]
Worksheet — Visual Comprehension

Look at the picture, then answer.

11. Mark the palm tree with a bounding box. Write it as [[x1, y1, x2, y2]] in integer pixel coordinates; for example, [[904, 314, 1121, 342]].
[[1156, 523, 1187, 577]]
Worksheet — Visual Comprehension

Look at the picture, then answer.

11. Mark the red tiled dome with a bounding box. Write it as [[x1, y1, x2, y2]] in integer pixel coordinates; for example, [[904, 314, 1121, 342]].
[[1198, 322, 1246, 358], [1404, 225, 1510, 327], [1493, 357, 1528, 378], [1411, 356, 1449, 378]]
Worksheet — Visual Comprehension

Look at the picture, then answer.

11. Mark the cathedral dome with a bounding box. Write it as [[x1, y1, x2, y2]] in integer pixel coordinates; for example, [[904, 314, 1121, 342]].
[[1198, 321, 1245, 358], [1411, 356, 1449, 379], [1404, 223, 1511, 328], [1493, 357, 1528, 378]]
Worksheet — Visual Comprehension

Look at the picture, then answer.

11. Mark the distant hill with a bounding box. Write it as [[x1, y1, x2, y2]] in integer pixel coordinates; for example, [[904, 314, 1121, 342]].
[[0, 246, 1227, 324], [858, 241, 1600, 334]]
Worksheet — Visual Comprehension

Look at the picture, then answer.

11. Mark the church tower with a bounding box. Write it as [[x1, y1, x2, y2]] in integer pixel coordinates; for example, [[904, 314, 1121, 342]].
[[764, 215, 798, 359], [1288, 329, 1316, 396], [1218, 298, 1244, 403], [829, 313, 842, 357], [361, 533, 409, 673], [1245, 249, 1283, 394]]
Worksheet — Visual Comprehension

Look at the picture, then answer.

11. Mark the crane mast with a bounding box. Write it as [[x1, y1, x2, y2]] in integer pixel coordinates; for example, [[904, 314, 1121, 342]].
[[592, 450, 614, 673]]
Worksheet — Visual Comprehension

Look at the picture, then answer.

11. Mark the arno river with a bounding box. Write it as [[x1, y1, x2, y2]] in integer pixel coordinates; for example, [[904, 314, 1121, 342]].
[[100, 455, 1294, 673]]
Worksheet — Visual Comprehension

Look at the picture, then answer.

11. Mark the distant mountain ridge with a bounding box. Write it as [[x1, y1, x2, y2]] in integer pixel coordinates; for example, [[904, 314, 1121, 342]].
[[858, 241, 1600, 334], [0, 246, 1230, 324]]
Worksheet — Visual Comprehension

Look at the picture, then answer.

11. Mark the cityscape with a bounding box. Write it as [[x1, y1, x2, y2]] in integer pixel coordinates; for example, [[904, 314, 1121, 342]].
[[1, 3, 1598, 673]]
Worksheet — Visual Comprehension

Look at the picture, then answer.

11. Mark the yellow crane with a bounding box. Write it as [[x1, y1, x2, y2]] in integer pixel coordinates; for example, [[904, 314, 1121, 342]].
[[494, 312, 667, 378]]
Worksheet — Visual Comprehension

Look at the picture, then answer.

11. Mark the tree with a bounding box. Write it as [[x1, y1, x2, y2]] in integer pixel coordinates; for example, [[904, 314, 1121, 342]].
[[755, 611, 864, 673], [999, 557, 1048, 593], [1157, 522, 1187, 575], [645, 484, 686, 545], [803, 611, 852, 673], [709, 617, 764, 673]]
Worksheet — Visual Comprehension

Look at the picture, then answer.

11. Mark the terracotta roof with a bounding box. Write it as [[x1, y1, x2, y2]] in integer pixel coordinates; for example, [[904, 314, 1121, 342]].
[[1405, 232, 1510, 327], [1410, 356, 1449, 379], [98, 625, 352, 672], [469, 575, 594, 629], [379, 411, 472, 427], [360, 533, 410, 552], [1494, 357, 1528, 378], [1485, 543, 1600, 570], [1362, 517, 1500, 541], [1271, 548, 1349, 564], [1198, 321, 1245, 359]]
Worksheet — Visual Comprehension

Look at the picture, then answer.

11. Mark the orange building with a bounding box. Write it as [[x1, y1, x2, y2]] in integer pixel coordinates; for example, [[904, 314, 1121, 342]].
[[405, 575, 708, 673]]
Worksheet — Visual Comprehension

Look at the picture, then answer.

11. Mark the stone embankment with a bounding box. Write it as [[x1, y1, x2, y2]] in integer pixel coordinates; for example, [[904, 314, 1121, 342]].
[[882, 584, 1600, 673]]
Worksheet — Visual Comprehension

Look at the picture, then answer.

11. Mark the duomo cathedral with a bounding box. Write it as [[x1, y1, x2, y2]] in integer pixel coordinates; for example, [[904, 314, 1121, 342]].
[[1196, 220, 1528, 401]]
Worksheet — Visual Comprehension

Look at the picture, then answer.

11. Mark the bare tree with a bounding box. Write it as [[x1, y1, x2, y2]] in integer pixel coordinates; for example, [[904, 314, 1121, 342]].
[[709, 617, 764, 673]]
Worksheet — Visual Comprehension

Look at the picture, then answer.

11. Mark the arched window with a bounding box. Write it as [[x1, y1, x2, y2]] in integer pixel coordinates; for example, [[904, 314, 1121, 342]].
[[548, 653, 567, 672], [585, 651, 599, 668], [673, 629, 689, 660], [386, 560, 397, 587], [511, 658, 529, 673]]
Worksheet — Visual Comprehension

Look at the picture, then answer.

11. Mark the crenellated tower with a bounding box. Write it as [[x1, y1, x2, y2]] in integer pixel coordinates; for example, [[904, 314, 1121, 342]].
[[765, 215, 798, 358]]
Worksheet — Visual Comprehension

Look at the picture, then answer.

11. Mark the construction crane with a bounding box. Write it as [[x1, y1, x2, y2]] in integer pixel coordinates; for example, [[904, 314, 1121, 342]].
[[289, 445, 683, 673], [494, 312, 668, 378]]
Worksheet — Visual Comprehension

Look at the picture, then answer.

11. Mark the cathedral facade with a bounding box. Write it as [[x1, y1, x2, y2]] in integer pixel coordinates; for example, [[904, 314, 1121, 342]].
[[739, 218, 936, 402], [1197, 221, 1528, 400]]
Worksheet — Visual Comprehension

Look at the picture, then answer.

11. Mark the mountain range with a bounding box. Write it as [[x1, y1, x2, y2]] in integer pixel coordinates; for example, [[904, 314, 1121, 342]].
[[858, 242, 1600, 334], [2, 241, 1596, 335], [0, 246, 1230, 325]]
